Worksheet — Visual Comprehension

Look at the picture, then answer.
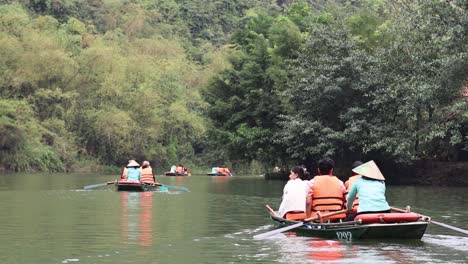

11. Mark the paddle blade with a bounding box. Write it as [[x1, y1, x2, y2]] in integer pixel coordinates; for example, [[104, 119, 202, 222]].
[[162, 185, 189, 192], [84, 183, 107, 190], [253, 222, 304, 239], [159, 186, 169, 192], [83, 181, 115, 190], [431, 220, 468, 235]]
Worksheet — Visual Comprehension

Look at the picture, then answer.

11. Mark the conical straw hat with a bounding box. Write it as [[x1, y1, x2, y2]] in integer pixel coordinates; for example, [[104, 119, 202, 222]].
[[352, 160, 385, 180], [127, 160, 140, 167]]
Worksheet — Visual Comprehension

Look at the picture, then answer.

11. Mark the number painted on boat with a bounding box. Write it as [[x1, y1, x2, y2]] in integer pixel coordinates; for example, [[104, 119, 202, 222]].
[[336, 231, 352, 241]]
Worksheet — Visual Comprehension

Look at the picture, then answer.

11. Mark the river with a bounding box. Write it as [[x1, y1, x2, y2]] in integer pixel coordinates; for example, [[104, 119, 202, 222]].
[[0, 173, 467, 263]]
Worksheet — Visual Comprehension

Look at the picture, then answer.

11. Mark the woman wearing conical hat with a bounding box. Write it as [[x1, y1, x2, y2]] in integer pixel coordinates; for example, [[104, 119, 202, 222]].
[[346, 160, 390, 218], [126, 160, 141, 182]]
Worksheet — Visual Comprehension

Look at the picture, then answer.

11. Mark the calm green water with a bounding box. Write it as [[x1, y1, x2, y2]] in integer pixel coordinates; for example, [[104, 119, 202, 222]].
[[0, 173, 467, 264]]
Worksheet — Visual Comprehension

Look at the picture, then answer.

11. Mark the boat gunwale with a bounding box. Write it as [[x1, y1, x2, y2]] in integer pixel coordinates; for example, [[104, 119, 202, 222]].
[[270, 212, 430, 229]]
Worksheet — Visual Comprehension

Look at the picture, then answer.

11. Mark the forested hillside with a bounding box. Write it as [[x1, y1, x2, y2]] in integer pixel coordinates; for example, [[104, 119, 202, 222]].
[[0, 0, 467, 176]]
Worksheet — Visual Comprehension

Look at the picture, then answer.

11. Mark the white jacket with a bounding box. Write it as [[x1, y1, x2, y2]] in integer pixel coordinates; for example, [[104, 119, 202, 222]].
[[278, 179, 308, 218]]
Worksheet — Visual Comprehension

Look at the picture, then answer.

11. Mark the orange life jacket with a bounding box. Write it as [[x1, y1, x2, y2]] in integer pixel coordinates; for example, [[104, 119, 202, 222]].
[[140, 167, 154, 184], [175, 166, 184, 174], [311, 175, 346, 220], [121, 167, 128, 179], [345, 175, 361, 211], [216, 167, 227, 175]]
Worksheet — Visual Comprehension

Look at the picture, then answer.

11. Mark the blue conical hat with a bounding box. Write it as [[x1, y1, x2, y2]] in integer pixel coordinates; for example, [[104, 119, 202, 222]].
[[352, 160, 385, 180]]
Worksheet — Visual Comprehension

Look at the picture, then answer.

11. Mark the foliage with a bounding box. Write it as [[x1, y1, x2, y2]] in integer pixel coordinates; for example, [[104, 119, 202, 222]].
[[1, 0, 467, 173]]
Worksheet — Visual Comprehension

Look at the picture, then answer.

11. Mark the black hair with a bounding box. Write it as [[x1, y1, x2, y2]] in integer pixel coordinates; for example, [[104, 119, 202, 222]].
[[290, 166, 305, 180], [352, 161, 363, 169], [318, 158, 335, 174]]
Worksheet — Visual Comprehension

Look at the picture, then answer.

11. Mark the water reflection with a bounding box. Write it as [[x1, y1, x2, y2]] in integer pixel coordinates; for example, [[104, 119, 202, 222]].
[[120, 192, 153, 248], [212, 175, 229, 193], [273, 232, 354, 263], [308, 238, 346, 262]]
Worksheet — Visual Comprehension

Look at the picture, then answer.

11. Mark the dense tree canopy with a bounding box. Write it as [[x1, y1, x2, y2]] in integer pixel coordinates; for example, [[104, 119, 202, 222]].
[[0, 0, 467, 172]]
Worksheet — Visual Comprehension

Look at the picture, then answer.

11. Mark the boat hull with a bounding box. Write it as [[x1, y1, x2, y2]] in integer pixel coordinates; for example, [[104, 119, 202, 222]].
[[164, 172, 186, 176], [206, 173, 228, 176], [116, 181, 161, 192], [272, 216, 428, 240]]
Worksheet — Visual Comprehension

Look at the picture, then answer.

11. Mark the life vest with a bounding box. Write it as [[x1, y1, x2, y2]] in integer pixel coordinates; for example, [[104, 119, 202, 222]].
[[285, 211, 306, 220], [140, 167, 154, 183], [175, 166, 184, 174], [216, 167, 227, 175], [121, 167, 128, 179], [311, 175, 346, 220], [345, 175, 361, 211]]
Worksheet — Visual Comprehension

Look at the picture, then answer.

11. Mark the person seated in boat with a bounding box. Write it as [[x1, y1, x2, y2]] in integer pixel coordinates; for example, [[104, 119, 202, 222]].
[[306, 158, 346, 221], [126, 160, 141, 182], [140, 161, 156, 184], [217, 165, 232, 176], [175, 164, 184, 175], [278, 166, 308, 220], [121, 159, 135, 179], [170, 165, 176, 173], [344, 161, 363, 221], [346, 160, 390, 218]]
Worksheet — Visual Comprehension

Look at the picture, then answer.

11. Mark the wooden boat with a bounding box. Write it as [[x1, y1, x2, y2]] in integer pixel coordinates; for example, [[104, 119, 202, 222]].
[[206, 172, 229, 176], [164, 172, 186, 176], [269, 211, 430, 240], [115, 180, 161, 192]]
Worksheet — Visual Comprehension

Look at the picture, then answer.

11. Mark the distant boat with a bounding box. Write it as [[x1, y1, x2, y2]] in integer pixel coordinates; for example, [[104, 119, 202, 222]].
[[206, 172, 229, 176], [164, 172, 188, 176]]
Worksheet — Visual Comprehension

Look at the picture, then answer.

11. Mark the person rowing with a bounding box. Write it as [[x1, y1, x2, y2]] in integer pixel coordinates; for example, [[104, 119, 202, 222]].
[[346, 160, 390, 218]]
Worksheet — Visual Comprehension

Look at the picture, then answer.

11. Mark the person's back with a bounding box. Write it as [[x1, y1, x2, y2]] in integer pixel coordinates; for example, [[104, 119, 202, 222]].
[[311, 176, 345, 212], [176, 165, 184, 174], [278, 166, 308, 219], [216, 166, 227, 175], [140, 161, 155, 184], [306, 158, 346, 220], [346, 160, 390, 215], [170, 165, 176, 173], [349, 178, 389, 213], [126, 160, 141, 182]]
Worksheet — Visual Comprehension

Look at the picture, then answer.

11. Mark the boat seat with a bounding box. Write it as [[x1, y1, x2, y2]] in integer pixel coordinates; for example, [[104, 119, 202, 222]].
[[355, 212, 421, 224]]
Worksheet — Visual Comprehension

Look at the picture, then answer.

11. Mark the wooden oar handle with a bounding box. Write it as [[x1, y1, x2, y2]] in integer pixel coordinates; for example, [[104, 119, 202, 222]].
[[265, 205, 280, 217], [304, 209, 347, 223]]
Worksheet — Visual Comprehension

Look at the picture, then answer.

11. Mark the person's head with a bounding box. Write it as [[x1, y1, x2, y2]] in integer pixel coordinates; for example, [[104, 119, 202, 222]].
[[142, 161, 150, 168], [351, 161, 363, 175], [317, 158, 335, 175], [127, 160, 140, 168], [352, 160, 385, 181], [289, 166, 305, 180]]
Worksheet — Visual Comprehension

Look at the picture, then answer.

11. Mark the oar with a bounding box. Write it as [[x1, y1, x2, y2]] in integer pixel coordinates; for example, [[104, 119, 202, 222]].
[[83, 181, 116, 190], [253, 209, 347, 239], [265, 205, 280, 217], [391, 207, 468, 236], [155, 183, 189, 192]]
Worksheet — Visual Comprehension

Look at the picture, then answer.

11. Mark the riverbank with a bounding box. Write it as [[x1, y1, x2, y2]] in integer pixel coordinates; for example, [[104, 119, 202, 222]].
[[263, 160, 468, 186]]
